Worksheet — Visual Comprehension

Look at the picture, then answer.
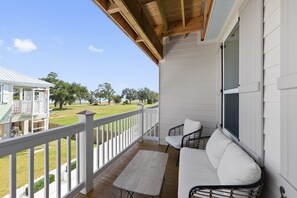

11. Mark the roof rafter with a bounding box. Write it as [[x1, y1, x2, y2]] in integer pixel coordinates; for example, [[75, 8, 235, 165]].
[[181, 0, 186, 27], [156, 0, 168, 31], [201, 0, 214, 41], [155, 17, 202, 37], [113, 0, 163, 60]]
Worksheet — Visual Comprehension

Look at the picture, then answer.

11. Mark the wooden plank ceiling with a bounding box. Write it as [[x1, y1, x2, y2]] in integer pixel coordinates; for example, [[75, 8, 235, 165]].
[[93, 0, 214, 64]]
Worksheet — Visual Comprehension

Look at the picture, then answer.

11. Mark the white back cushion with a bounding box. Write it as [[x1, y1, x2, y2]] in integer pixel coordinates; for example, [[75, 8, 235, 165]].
[[183, 119, 201, 135], [205, 128, 233, 168], [217, 143, 261, 185]]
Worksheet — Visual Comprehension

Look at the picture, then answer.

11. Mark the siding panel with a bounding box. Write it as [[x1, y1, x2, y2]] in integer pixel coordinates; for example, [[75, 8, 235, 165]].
[[159, 34, 218, 144]]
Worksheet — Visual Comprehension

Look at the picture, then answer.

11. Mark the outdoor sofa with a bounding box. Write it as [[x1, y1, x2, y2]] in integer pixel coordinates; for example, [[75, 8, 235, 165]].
[[179, 128, 264, 198]]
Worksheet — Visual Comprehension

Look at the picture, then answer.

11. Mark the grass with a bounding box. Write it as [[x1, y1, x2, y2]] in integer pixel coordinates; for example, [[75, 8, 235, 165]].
[[0, 138, 76, 197], [50, 102, 154, 126], [0, 102, 156, 197]]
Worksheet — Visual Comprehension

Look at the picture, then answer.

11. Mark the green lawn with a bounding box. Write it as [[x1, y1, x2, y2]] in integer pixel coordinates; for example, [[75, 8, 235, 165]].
[[0, 102, 155, 197], [50, 103, 154, 126], [0, 139, 76, 197]]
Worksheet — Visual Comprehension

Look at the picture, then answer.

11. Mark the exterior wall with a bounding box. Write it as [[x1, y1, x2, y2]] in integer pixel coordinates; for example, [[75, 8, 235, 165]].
[[159, 34, 218, 144], [0, 84, 13, 123], [263, 0, 281, 197]]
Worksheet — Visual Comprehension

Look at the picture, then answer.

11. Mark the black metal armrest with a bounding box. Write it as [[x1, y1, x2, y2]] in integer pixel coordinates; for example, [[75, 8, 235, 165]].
[[189, 172, 264, 198], [168, 124, 184, 136], [181, 127, 205, 149]]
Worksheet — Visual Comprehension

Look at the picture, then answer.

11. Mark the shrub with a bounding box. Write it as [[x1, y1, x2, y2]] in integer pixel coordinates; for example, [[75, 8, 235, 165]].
[[25, 174, 55, 195], [122, 100, 129, 105], [66, 160, 76, 172]]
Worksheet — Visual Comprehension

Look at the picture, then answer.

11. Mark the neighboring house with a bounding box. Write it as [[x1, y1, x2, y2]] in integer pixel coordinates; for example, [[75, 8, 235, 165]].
[[0, 67, 53, 139]]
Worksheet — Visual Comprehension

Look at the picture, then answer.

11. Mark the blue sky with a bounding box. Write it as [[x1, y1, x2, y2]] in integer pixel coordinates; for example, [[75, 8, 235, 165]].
[[0, 0, 159, 94]]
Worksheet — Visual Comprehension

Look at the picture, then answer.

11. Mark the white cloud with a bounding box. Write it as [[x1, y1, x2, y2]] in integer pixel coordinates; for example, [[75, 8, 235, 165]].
[[88, 45, 104, 53], [13, 38, 37, 53]]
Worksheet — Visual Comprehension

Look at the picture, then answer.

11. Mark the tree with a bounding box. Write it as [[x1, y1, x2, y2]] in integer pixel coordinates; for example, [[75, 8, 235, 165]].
[[113, 95, 122, 104], [86, 91, 96, 105], [72, 83, 89, 104], [137, 87, 150, 103], [121, 88, 137, 104], [101, 82, 115, 105], [94, 84, 105, 105], [147, 90, 159, 104], [42, 73, 76, 109]]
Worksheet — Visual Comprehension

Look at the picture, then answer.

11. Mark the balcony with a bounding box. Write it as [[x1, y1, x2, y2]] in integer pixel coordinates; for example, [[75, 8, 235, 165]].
[[0, 105, 162, 198], [13, 100, 48, 115]]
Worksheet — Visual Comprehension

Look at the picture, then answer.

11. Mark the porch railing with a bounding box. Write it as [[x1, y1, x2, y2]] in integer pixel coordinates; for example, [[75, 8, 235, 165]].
[[13, 100, 47, 115], [0, 105, 159, 198]]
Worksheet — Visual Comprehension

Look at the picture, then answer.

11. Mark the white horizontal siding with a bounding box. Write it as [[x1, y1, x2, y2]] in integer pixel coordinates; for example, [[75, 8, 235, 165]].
[[263, 0, 281, 197], [159, 33, 218, 144]]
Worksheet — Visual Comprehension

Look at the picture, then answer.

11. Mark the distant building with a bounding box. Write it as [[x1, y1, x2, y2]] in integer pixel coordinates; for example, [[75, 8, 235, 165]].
[[0, 67, 53, 139]]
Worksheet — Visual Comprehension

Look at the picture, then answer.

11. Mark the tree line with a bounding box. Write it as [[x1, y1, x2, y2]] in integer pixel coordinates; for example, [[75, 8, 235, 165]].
[[42, 72, 158, 109]]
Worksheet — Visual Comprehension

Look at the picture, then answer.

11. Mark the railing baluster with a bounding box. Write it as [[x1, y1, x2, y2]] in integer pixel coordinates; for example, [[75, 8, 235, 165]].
[[56, 139, 61, 198], [153, 112, 156, 137], [10, 153, 16, 198], [28, 148, 34, 198], [44, 143, 49, 198], [123, 118, 126, 149], [76, 133, 80, 184], [96, 127, 100, 170], [106, 124, 109, 162], [115, 121, 118, 155], [120, 119, 123, 152], [102, 125, 105, 165], [67, 136, 71, 192], [110, 122, 113, 159], [150, 111, 152, 136], [129, 116, 132, 144]]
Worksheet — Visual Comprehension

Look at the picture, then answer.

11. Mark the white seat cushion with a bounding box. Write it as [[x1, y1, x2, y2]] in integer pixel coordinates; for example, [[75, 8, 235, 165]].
[[184, 119, 201, 135], [179, 147, 220, 198], [217, 143, 261, 185], [165, 135, 183, 149], [205, 128, 233, 168]]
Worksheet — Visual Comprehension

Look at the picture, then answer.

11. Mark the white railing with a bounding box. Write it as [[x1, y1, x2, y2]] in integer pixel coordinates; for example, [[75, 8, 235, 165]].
[[13, 100, 47, 115], [0, 105, 159, 198], [143, 105, 159, 141]]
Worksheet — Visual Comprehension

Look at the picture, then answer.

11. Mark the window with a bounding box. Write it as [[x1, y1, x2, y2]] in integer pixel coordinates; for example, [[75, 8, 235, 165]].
[[223, 22, 239, 138]]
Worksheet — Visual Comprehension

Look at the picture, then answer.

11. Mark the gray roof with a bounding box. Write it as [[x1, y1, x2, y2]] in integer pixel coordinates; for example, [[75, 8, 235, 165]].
[[0, 67, 54, 88]]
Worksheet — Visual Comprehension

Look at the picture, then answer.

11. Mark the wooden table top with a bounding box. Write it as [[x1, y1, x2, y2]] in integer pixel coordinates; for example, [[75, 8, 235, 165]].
[[113, 150, 169, 196]]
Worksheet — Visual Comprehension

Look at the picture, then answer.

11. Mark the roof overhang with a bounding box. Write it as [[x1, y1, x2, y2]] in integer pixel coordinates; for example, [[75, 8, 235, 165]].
[[93, 0, 214, 64]]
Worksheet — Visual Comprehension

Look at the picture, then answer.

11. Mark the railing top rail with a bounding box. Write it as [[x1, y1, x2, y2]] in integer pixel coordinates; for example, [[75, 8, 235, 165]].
[[145, 105, 159, 109], [0, 123, 85, 158], [93, 109, 142, 127]]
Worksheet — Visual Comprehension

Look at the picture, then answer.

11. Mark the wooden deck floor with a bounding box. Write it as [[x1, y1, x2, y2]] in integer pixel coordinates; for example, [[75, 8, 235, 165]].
[[76, 141, 179, 198]]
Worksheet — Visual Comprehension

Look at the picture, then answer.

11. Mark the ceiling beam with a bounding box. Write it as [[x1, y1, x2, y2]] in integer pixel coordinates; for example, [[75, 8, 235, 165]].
[[107, 3, 120, 14], [156, 0, 168, 31], [155, 17, 202, 37], [181, 0, 186, 27], [201, 0, 214, 41], [141, 0, 155, 4], [113, 0, 163, 60]]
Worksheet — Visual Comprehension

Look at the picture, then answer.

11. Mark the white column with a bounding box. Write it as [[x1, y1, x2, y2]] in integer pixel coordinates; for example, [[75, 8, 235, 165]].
[[22, 120, 29, 135], [77, 110, 95, 194], [4, 123, 11, 139]]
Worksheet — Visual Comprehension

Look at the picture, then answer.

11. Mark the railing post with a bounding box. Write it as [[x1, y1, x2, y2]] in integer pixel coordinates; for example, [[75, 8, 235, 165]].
[[137, 104, 144, 142], [77, 110, 95, 194]]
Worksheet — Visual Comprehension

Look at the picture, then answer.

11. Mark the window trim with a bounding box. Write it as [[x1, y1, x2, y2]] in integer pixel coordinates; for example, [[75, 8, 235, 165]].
[[222, 22, 240, 140]]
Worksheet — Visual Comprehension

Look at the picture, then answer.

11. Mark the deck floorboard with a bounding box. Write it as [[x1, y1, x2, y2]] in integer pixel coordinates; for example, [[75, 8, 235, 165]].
[[76, 141, 179, 198]]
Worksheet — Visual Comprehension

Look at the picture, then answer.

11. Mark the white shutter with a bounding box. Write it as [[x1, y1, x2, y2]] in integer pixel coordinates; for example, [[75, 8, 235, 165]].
[[2, 85, 10, 103], [277, 0, 297, 196], [238, 0, 263, 165]]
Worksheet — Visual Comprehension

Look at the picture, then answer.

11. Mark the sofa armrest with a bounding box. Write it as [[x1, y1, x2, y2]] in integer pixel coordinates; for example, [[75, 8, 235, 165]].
[[189, 174, 264, 198], [168, 124, 184, 136]]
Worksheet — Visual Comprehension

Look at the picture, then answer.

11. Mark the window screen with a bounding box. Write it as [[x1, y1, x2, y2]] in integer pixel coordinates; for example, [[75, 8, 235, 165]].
[[224, 25, 239, 90], [224, 93, 239, 138]]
